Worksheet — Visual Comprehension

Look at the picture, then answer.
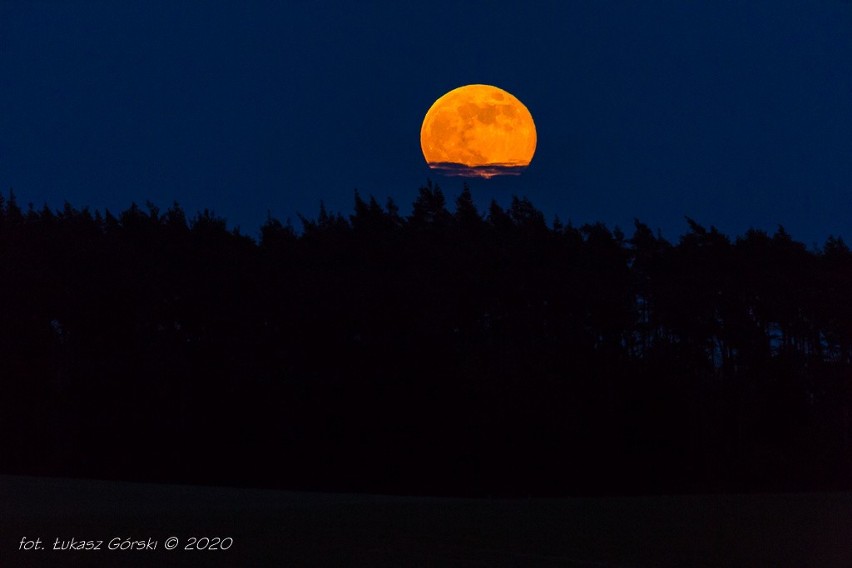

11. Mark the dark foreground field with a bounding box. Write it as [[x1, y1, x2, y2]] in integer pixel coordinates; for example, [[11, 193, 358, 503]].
[[3, 475, 852, 567]]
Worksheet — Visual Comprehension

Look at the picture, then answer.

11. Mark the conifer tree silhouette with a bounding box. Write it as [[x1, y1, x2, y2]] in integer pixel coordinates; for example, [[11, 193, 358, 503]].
[[1, 187, 852, 495]]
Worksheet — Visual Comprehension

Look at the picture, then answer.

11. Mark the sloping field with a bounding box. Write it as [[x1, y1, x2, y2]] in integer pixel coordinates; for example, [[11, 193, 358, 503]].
[[3, 475, 852, 567]]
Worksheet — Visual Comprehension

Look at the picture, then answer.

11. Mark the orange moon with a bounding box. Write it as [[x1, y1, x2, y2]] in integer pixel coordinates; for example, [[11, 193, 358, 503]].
[[420, 84, 537, 178]]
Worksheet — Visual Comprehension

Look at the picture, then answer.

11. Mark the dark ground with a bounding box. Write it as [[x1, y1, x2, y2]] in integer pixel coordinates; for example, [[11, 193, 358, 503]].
[[3, 475, 852, 567]]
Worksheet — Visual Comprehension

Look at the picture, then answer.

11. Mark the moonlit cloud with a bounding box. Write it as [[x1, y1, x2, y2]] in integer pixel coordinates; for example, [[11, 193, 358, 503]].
[[427, 162, 528, 179]]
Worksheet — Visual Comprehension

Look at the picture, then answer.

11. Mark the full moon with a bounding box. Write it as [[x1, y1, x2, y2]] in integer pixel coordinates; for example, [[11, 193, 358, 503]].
[[420, 84, 537, 178]]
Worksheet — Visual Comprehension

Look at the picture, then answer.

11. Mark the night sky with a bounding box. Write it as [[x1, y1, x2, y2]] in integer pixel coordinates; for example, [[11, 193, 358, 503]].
[[2, 1, 851, 246]]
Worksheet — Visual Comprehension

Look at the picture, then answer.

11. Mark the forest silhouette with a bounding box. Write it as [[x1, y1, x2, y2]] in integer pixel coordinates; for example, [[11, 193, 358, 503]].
[[2, 182, 851, 497]]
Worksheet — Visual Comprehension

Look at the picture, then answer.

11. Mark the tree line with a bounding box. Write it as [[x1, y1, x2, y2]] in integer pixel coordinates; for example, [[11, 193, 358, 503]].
[[1, 183, 851, 497]]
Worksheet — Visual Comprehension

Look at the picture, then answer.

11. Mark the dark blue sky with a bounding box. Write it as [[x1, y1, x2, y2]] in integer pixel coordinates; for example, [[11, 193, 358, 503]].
[[2, 1, 851, 245]]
